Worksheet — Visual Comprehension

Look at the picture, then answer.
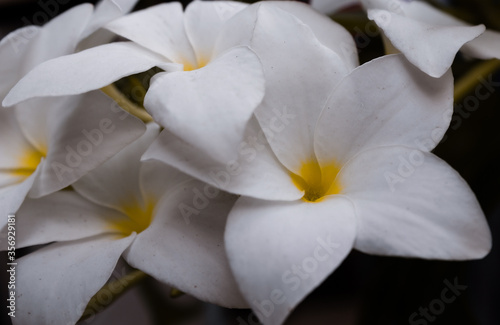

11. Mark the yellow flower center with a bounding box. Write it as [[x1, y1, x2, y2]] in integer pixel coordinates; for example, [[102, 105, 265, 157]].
[[291, 160, 342, 203], [10, 145, 45, 179], [182, 56, 208, 72], [110, 199, 155, 236]]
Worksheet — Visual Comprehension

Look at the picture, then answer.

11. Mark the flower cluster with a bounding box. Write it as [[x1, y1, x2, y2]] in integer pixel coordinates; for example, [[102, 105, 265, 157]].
[[0, 1, 494, 325]]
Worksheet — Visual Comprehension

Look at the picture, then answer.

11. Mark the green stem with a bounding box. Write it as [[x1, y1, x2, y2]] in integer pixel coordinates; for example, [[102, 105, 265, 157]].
[[101, 84, 153, 123], [454, 59, 500, 102], [79, 270, 148, 323]]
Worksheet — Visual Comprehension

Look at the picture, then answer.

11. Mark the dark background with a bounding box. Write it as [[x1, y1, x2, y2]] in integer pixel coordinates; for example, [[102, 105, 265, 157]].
[[0, 0, 499, 324]]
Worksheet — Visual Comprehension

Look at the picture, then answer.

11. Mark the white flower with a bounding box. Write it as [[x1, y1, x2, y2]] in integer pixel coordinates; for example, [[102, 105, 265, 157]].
[[12, 124, 245, 325], [312, 0, 500, 77], [145, 54, 492, 325], [2, 1, 357, 162], [0, 0, 143, 230]]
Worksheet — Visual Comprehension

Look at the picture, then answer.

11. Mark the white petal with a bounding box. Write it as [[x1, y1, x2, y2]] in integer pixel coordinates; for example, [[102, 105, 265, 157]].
[[249, 3, 350, 174], [0, 4, 93, 100], [184, 0, 247, 63], [14, 234, 134, 325], [461, 29, 500, 60], [367, 7, 484, 77], [144, 46, 264, 161], [29, 91, 147, 198], [142, 118, 301, 201], [105, 2, 197, 63], [14, 191, 125, 249], [0, 107, 40, 169], [125, 179, 247, 308], [225, 196, 356, 325], [81, 0, 139, 40], [339, 146, 491, 259], [3, 42, 171, 106], [315, 54, 453, 167], [0, 167, 40, 232], [72, 123, 159, 212], [269, 1, 358, 69]]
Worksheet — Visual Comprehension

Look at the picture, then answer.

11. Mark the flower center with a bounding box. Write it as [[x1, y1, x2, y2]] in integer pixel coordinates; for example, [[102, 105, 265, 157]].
[[10, 145, 45, 179], [111, 199, 155, 236], [182, 56, 208, 71], [290, 160, 342, 203]]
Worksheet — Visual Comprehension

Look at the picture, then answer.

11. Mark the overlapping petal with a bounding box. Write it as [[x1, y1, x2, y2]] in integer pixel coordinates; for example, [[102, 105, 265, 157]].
[[366, 0, 485, 77], [125, 179, 247, 308], [3, 42, 174, 106], [14, 234, 135, 325], [144, 46, 264, 161], [225, 196, 356, 325], [314, 54, 453, 167], [30, 91, 147, 198], [142, 118, 302, 201], [72, 122, 157, 213], [14, 191, 125, 248], [105, 2, 196, 63], [339, 146, 491, 259]]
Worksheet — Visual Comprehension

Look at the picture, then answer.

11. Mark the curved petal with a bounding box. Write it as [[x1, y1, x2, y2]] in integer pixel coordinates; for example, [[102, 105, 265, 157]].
[[225, 196, 356, 325], [72, 122, 159, 213], [461, 29, 500, 60], [14, 234, 135, 325], [105, 2, 196, 64], [184, 0, 247, 63], [249, 3, 350, 174], [0, 166, 40, 233], [367, 7, 484, 77], [0, 26, 41, 100], [144, 46, 264, 162], [142, 118, 302, 201], [339, 146, 491, 259], [14, 191, 125, 249], [0, 107, 40, 170], [268, 1, 358, 69], [314, 54, 453, 167], [3, 42, 172, 106], [81, 0, 139, 40], [29, 91, 147, 198], [125, 179, 247, 308]]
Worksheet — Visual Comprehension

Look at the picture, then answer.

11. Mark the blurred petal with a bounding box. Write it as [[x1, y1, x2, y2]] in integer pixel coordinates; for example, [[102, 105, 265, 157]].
[[142, 118, 301, 201], [184, 0, 247, 63], [14, 234, 134, 325], [144, 46, 264, 161], [81, 0, 139, 39], [462, 29, 500, 60], [30, 91, 147, 198], [315, 54, 453, 167], [367, 7, 484, 77], [125, 180, 247, 308], [72, 123, 158, 213], [339, 146, 491, 259], [105, 2, 196, 63], [3, 42, 171, 106], [14, 191, 125, 248], [225, 196, 356, 325]]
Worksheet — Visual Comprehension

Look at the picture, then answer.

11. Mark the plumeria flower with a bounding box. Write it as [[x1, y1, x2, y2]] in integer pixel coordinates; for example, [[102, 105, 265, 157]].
[[0, 0, 143, 231], [312, 0, 500, 77], [12, 124, 246, 325], [2, 1, 358, 163], [145, 53, 492, 325]]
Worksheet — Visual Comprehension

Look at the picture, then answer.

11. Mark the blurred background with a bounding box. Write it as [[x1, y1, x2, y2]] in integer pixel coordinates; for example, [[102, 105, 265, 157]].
[[0, 0, 499, 324]]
